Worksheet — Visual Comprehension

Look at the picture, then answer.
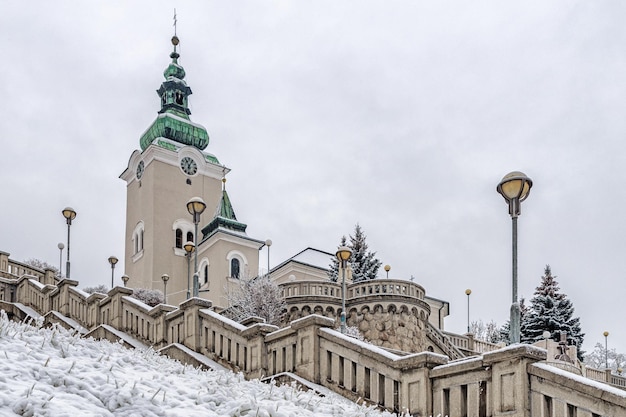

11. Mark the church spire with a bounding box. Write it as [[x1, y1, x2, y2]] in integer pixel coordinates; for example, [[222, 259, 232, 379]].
[[139, 34, 210, 151], [201, 178, 248, 238]]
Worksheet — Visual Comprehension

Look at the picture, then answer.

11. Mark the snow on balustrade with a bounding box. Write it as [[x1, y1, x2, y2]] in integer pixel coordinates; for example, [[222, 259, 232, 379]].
[[349, 279, 425, 300], [2, 256, 625, 416]]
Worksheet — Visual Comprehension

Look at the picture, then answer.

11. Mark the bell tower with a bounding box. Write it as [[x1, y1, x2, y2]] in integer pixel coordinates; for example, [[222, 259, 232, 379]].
[[120, 35, 263, 307]]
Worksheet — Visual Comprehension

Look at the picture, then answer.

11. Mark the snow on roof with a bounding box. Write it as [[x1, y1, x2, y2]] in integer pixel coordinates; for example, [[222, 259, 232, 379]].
[[282, 248, 333, 270]]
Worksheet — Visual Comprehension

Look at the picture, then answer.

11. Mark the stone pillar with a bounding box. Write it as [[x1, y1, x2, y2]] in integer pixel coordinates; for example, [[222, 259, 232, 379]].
[[483, 345, 546, 417], [43, 268, 57, 286], [0, 251, 9, 274], [290, 314, 336, 384], [54, 279, 79, 316], [180, 297, 212, 351], [401, 352, 448, 417], [106, 286, 133, 329]]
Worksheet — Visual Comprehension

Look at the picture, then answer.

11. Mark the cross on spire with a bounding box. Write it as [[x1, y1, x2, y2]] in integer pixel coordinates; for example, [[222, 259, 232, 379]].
[[173, 9, 177, 36]]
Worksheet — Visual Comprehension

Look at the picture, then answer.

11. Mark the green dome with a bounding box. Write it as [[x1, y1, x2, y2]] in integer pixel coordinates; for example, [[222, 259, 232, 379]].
[[140, 113, 209, 151], [140, 37, 209, 151]]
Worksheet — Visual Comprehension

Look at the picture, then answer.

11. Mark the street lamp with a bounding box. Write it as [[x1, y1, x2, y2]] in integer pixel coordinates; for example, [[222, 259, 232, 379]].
[[465, 289, 472, 333], [497, 171, 532, 344], [57, 243, 64, 278], [184, 241, 195, 299], [61, 207, 77, 279], [604, 331, 610, 369], [265, 239, 272, 278], [162, 274, 170, 304], [384, 264, 390, 279], [187, 197, 206, 297], [108, 256, 118, 288], [335, 246, 352, 334], [121, 274, 129, 287]]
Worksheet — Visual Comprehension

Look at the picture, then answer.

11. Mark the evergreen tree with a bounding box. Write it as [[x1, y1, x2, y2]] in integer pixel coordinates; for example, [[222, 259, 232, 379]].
[[348, 224, 382, 282], [327, 225, 382, 282], [327, 236, 346, 282], [522, 265, 585, 360]]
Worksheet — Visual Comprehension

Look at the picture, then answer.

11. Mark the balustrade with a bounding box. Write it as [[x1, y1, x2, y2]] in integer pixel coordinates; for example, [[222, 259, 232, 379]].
[[1, 255, 625, 415]]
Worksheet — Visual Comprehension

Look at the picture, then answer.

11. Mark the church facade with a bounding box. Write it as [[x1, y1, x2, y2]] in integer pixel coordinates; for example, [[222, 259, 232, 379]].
[[119, 35, 264, 307]]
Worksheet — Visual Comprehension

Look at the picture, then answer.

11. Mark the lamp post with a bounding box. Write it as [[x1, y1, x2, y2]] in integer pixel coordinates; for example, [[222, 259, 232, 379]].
[[61, 207, 77, 279], [265, 239, 272, 278], [384, 264, 390, 279], [184, 241, 195, 299], [121, 274, 129, 287], [187, 197, 206, 297], [604, 331, 610, 369], [497, 171, 532, 345], [108, 256, 118, 288], [335, 246, 352, 334], [465, 289, 472, 333], [162, 274, 169, 304], [57, 243, 64, 278]]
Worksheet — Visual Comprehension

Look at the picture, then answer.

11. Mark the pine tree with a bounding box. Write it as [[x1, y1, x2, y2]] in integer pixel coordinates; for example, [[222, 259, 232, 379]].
[[522, 265, 585, 360], [327, 236, 346, 282], [328, 225, 382, 282], [349, 224, 382, 282]]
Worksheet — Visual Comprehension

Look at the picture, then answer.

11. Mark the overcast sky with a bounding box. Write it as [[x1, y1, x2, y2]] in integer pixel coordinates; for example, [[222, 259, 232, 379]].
[[1, 1, 625, 354]]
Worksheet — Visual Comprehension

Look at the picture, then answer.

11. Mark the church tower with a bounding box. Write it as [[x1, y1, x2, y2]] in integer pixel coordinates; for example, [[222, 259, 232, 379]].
[[120, 35, 263, 307]]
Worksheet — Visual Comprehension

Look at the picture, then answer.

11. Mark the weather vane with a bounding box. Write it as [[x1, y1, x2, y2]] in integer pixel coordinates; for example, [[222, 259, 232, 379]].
[[173, 9, 177, 36]]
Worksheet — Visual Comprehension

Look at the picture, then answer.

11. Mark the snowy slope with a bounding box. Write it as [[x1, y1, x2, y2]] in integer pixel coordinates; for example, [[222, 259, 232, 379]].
[[0, 311, 402, 416]]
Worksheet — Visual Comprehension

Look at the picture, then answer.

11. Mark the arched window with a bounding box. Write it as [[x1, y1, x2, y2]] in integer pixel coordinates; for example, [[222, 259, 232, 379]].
[[203, 264, 208, 284], [186, 231, 193, 244], [231, 258, 240, 279], [132, 221, 145, 256], [175, 229, 183, 249]]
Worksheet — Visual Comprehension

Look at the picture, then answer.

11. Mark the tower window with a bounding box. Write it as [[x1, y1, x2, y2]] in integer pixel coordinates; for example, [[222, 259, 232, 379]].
[[132, 222, 145, 256], [175, 229, 183, 249], [175, 91, 184, 105], [186, 231, 193, 244], [204, 265, 208, 284], [230, 258, 240, 279]]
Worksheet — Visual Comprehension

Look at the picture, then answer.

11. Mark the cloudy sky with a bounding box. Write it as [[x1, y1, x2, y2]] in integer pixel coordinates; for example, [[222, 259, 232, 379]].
[[1, 1, 625, 354]]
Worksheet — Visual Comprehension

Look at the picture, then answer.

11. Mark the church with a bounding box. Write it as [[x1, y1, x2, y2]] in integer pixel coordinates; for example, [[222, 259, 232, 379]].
[[117, 34, 454, 342], [119, 35, 266, 308]]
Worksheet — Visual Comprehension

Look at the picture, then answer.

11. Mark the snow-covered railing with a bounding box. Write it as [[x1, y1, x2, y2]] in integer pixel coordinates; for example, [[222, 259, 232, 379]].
[[442, 331, 500, 355], [281, 281, 342, 300], [4, 271, 626, 416], [348, 279, 425, 300], [426, 323, 464, 360], [0, 251, 45, 281], [529, 362, 626, 416]]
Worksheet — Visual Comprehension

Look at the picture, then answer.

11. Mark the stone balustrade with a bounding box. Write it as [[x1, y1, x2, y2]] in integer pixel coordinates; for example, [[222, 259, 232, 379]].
[[1, 268, 625, 415], [0, 251, 56, 284]]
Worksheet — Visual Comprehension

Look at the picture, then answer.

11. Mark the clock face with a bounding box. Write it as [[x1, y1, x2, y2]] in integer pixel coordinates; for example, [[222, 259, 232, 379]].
[[136, 160, 145, 180], [180, 156, 198, 176]]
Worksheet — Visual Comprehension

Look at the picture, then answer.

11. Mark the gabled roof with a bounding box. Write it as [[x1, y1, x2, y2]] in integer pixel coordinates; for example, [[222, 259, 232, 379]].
[[271, 247, 334, 273]]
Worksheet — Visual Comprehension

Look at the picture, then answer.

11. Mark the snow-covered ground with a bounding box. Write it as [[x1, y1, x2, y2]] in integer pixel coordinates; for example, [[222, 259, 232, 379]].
[[0, 311, 402, 417]]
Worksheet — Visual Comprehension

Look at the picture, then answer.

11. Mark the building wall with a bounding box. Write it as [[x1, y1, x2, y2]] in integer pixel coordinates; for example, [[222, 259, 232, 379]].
[[121, 143, 259, 307]]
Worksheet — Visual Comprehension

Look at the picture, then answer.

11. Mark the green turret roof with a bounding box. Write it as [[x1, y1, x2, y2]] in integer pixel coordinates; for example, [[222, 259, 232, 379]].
[[140, 36, 209, 151], [202, 179, 247, 238]]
